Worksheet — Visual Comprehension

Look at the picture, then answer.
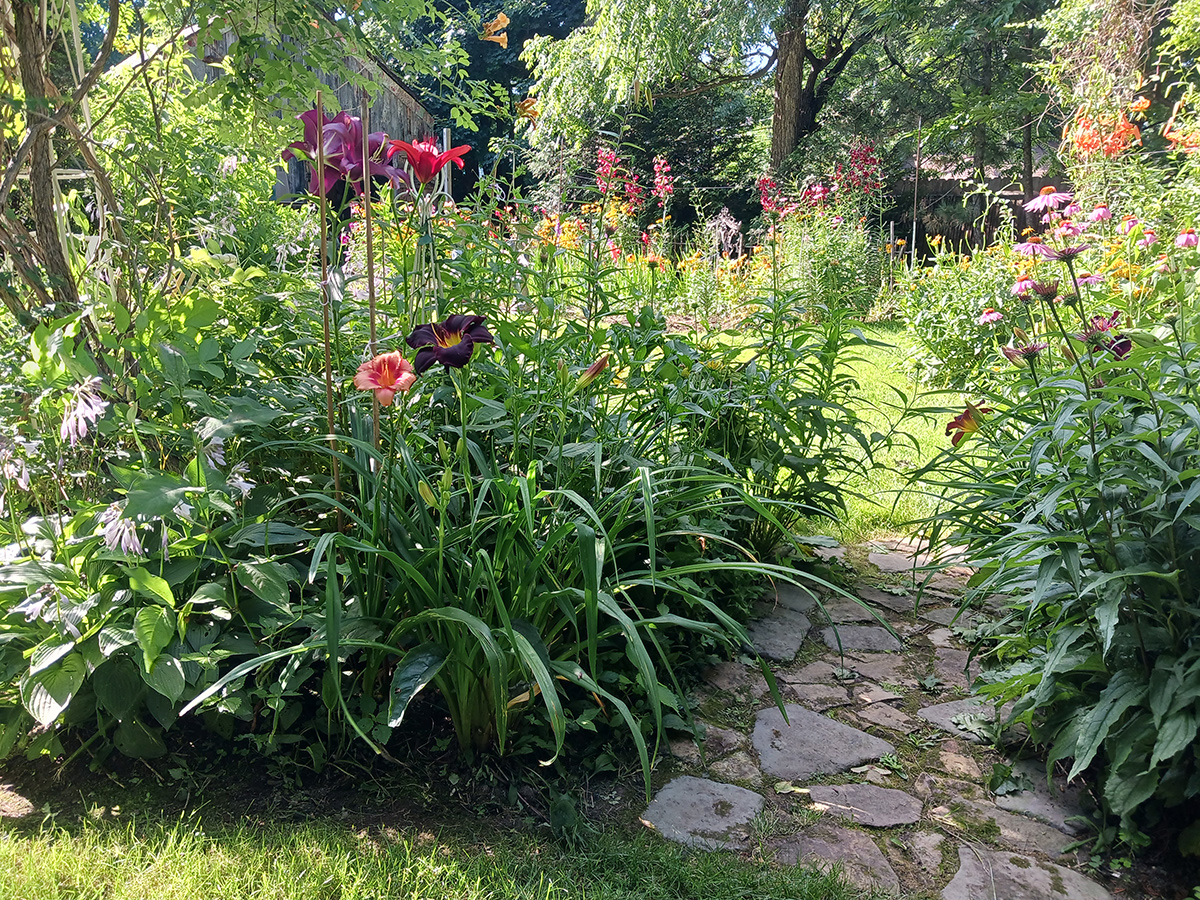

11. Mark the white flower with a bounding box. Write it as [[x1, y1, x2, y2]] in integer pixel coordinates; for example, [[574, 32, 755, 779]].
[[0, 449, 29, 491], [203, 437, 226, 469], [60, 377, 109, 447], [228, 462, 255, 498], [99, 503, 144, 556]]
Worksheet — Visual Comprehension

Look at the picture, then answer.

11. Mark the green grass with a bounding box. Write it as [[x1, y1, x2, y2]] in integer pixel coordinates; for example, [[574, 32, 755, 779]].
[[0, 815, 864, 900], [797, 320, 955, 544]]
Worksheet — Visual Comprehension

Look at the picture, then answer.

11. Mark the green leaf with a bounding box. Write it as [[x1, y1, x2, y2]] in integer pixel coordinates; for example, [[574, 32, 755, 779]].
[[143, 656, 186, 703], [1150, 711, 1198, 767], [1069, 670, 1148, 780], [235, 559, 291, 610], [29, 641, 75, 676], [1094, 581, 1122, 656], [188, 583, 226, 606], [21, 653, 86, 726], [387, 642, 447, 728], [93, 656, 143, 718], [128, 567, 175, 607], [113, 718, 167, 758], [135, 605, 176, 672], [228, 523, 313, 548]]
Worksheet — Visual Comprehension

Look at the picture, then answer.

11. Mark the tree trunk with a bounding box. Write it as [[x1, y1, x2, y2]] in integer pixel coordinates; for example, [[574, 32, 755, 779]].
[[12, 0, 80, 311], [770, 0, 809, 172]]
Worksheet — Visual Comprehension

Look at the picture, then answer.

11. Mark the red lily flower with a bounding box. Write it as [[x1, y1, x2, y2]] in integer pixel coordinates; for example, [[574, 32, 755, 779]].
[[946, 402, 992, 447], [406, 315, 494, 374], [386, 138, 471, 185]]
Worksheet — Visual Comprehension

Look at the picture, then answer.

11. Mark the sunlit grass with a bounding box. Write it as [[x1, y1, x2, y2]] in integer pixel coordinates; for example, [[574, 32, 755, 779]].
[[0, 816, 863, 900], [796, 320, 956, 544]]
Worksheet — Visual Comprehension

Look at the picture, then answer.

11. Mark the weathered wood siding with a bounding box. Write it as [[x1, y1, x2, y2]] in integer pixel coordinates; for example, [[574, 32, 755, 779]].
[[177, 30, 435, 200]]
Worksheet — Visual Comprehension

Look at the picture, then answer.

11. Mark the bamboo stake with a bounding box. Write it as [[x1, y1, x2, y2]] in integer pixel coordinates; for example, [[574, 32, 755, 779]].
[[911, 115, 921, 270], [316, 91, 342, 527], [361, 89, 380, 449]]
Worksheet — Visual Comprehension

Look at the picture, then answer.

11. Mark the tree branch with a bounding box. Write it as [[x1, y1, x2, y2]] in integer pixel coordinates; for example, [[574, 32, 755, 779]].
[[650, 49, 778, 100], [0, 0, 120, 211]]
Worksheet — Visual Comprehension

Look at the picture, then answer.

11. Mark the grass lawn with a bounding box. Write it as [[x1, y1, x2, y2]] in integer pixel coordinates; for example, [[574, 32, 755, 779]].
[[0, 811, 863, 900], [790, 319, 955, 545]]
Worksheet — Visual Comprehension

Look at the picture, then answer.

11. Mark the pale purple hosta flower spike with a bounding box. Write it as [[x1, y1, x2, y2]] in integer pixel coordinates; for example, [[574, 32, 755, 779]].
[[228, 462, 255, 498], [60, 377, 109, 447], [204, 437, 226, 469], [99, 503, 144, 557]]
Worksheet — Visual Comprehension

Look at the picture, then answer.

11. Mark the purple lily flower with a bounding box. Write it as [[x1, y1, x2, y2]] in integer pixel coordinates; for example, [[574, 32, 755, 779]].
[[282, 109, 346, 197], [406, 315, 495, 375]]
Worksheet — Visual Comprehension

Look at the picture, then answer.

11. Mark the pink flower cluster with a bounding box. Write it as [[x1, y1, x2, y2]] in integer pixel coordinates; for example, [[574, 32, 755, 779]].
[[596, 148, 619, 193], [652, 156, 674, 206], [840, 142, 882, 193]]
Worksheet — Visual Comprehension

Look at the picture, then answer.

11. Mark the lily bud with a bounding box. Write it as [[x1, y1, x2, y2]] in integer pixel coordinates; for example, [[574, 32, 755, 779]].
[[418, 481, 437, 507], [574, 354, 610, 392]]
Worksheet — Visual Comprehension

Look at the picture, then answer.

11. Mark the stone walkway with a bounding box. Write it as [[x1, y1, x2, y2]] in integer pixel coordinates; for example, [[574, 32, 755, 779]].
[[641, 538, 1115, 900]]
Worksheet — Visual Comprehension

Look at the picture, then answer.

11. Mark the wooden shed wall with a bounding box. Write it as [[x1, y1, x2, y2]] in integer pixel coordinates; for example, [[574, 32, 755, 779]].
[[178, 31, 435, 200]]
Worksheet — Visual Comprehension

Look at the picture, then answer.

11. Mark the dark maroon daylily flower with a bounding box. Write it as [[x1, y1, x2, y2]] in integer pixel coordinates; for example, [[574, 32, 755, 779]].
[[406, 315, 495, 374], [946, 402, 992, 447]]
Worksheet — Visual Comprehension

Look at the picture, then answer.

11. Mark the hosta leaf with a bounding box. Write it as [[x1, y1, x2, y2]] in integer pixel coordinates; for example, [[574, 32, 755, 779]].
[[235, 559, 290, 610], [387, 642, 447, 728], [142, 656, 185, 703], [93, 656, 143, 718], [128, 567, 175, 607], [98, 625, 136, 657], [134, 606, 176, 672], [29, 641, 75, 676], [113, 718, 167, 758], [21, 653, 86, 726]]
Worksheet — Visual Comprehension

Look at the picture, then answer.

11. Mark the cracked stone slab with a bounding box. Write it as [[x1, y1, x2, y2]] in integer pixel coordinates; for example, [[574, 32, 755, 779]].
[[854, 683, 902, 705], [700, 722, 748, 759], [926, 627, 957, 648], [748, 606, 811, 661], [933, 647, 980, 691], [917, 698, 995, 742], [941, 846, 1114, 900], [782, 661, 839, 684], [845, 652, 915, 686], [994, 759, 1088, 835], [703, 661, 767, 697], [773, 824, 900, 896], [854, 703, 915, 733], [821, 625, 903, 653], [815, 595, 877, 624], [905, 831, 946, 875], [950, 799, 1075, 855], [774, 582, 819, 614], [753, 705, 894, 780], [920, 606, 979, 627], [856, 585, 919, 615], [807, 783, 923, 828], [641, 776, 764, 850], [783, 682, 851, 711]]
